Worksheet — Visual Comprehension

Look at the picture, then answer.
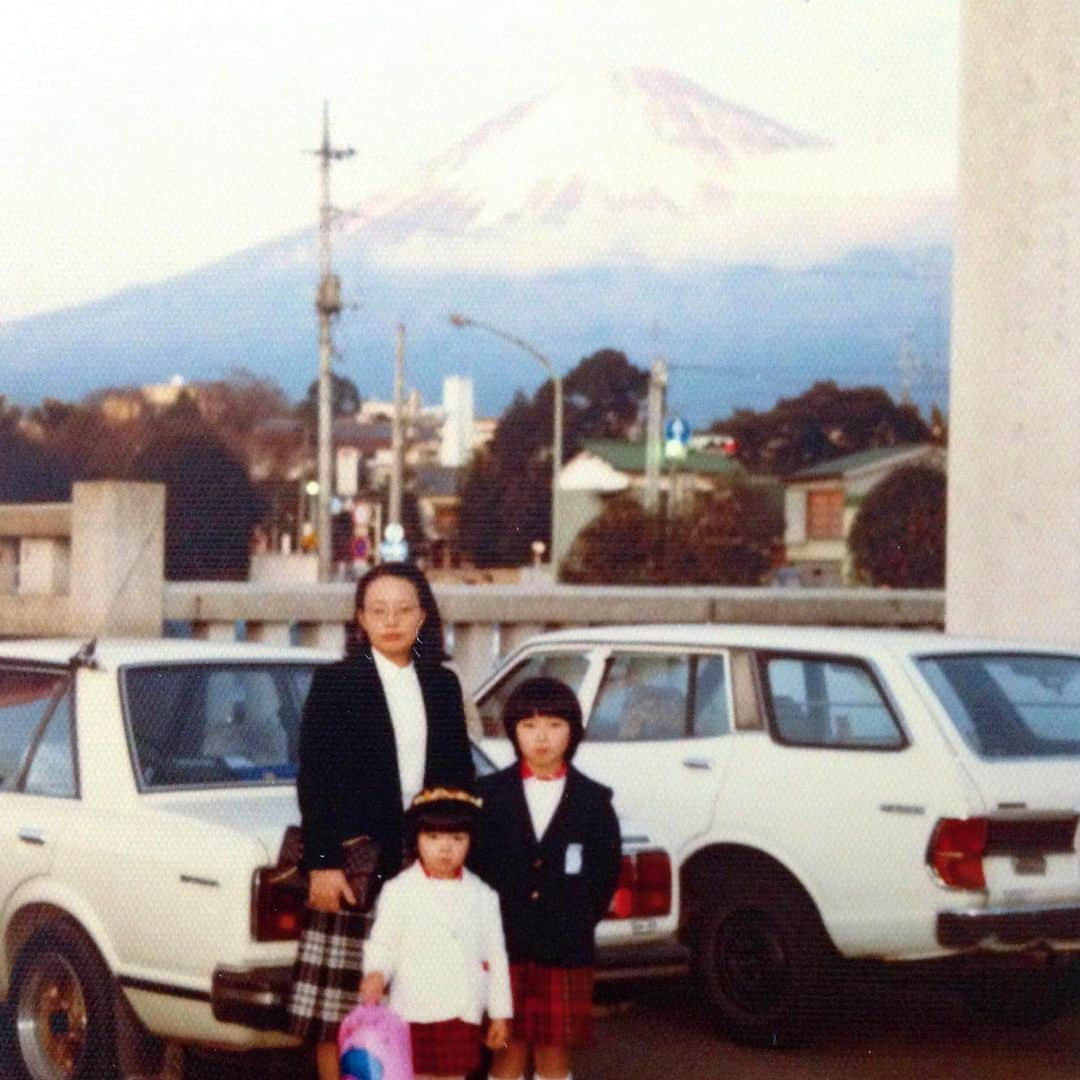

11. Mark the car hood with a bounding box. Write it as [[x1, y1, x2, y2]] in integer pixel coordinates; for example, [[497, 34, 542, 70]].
[[149, 789, 299, 864]]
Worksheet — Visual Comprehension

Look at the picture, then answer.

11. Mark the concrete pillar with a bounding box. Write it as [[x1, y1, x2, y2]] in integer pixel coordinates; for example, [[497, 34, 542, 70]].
[[947, 2, 1079, 645], [69, 482, 165, 636], [17, 538, 70, 595]]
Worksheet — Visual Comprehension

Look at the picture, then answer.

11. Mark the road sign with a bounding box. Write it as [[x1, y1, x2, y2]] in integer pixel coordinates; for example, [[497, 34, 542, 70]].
[[379, 539, 409, 562], [664, 415, 691, 460]]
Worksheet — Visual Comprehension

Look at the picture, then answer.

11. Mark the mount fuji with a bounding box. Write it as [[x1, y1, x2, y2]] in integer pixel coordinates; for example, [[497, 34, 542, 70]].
[[0, 69, 953, 423]]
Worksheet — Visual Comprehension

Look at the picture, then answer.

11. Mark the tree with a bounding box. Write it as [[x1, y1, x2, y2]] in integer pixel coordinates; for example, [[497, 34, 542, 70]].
[[562, 482, 783, 585], [457, 350, 649, 567], [298, 372, 362, 428], [848, 465, 946, 587], [0, 399, 72, 502], [130, 430, 265, 581], [564, 349, 649, 445], [712, 381, 933, 476]]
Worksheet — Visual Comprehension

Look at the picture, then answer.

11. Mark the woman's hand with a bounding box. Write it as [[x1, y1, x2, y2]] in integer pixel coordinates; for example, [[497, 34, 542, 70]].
[[308, 868, 357, 912], [359, 972, 386, 1005], [485, 1017, 511, 1050]]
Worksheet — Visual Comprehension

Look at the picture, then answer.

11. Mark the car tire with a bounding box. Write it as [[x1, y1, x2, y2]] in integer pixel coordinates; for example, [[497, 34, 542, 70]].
[[956, 959, 1080, 1028], [692, 866, 833, 1047], [9, 922, 118, 1080]]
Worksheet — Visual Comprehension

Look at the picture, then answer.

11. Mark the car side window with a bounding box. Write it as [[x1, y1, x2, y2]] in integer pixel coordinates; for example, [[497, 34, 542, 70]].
[[0, 668, 74, 795], [202, 670, 289, 765], [693, 655, 730, 736], [588, 653, 691, 742], [477, 653, 590, 737], [762, 655, 904, 749]]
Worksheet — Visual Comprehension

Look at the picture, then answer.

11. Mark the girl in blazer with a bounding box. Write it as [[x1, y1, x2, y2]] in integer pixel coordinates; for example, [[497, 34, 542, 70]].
[[286, 562, 475, 1080], [472, 677, 621, 1080]]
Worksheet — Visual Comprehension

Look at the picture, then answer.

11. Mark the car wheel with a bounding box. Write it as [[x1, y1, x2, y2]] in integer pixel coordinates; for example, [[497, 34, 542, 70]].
[[956, 959, 1080, 1028], [9, 923, 118, 1080], [693, 868, 833, 1047]]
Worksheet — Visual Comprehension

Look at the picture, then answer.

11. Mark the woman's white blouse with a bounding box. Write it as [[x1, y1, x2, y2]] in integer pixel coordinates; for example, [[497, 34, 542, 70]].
[[372, 649, 427, 807]]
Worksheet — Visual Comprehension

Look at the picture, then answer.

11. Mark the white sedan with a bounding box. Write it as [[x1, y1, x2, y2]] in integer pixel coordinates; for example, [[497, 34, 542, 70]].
[[0, 638, 675, 1079]]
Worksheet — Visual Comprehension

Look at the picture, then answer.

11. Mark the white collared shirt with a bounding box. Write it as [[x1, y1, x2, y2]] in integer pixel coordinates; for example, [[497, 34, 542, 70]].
[[523, 774, 566, 839], [371, 649, 427, 807]]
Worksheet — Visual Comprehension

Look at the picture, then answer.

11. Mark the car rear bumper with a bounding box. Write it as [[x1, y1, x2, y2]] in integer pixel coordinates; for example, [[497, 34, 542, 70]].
[[938, 904, 1080, 950], [211, 941, 693, 1032], [211, 965, 293, 1031], [594, 938, 691, 980]]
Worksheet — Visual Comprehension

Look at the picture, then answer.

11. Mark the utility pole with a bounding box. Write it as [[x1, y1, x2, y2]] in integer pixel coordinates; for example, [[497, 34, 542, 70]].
[[389, 323, 406, 529], [310, 101, 354, 582], [644, 357, 667, 513]]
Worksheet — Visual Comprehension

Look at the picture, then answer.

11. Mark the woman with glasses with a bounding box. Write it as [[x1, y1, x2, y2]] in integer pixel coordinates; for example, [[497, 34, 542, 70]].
[[286, 561, 475, 1080]]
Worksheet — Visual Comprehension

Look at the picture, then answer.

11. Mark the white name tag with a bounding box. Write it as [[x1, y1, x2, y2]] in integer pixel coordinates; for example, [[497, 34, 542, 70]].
[[565, 843, 583, 875]]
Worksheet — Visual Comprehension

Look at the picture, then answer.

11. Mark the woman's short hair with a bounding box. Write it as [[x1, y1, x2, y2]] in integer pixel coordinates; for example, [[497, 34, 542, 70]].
[[346, 561, 447, 665], [502, 676, 585, 760]]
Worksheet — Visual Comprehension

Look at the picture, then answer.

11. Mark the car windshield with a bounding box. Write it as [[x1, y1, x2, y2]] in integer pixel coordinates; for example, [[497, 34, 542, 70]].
[[122, 663, 316, 788], [917, 653, 1080, 759]]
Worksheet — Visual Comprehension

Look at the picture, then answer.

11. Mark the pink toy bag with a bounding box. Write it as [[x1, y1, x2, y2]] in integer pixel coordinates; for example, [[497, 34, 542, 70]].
[[338, 1002, 415, 1080]]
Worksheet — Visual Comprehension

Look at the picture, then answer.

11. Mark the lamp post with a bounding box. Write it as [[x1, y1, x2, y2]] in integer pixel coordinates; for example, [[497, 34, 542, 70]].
[[449, 313, 563, 575]]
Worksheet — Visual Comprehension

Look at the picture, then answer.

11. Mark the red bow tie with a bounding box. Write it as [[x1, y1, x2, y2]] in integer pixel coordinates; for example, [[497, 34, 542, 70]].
[[520, 762, 567, 781]]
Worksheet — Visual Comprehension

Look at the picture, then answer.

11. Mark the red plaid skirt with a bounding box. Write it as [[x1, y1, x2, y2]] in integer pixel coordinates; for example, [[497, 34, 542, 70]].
[[509, 962, 595, 1048], [410, 1018, 483, 1076]]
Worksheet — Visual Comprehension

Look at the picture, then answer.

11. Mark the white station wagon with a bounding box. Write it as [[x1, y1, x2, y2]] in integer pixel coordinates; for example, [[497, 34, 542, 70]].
[[0, 638, 674, 1079], [475, 624, 1080, 1044]]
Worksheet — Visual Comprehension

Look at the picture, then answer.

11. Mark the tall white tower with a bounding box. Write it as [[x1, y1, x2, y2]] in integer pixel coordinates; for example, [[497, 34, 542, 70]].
[[439, 376, 475, 468]]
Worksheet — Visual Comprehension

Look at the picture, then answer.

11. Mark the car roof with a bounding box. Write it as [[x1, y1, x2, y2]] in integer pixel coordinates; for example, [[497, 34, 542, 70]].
[[501, 624, 1080, 657], [0, 637, 337, 670]]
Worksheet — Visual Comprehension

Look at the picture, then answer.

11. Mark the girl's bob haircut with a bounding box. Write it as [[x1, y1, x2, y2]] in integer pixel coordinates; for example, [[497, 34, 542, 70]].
[[502, 676, 585, 761]]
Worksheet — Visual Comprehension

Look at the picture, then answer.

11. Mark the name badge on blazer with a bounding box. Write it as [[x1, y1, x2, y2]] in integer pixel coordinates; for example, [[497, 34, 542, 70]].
[[564, 843, 583, 875]]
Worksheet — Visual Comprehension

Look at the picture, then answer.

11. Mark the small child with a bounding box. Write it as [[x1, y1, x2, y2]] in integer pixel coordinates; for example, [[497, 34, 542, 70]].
[[471, 677, 622, 1080], [360, 788, 512, 1080]]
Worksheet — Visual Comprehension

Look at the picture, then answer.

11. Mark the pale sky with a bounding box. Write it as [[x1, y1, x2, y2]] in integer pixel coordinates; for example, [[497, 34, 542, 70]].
[[4, 0, 960, 322]]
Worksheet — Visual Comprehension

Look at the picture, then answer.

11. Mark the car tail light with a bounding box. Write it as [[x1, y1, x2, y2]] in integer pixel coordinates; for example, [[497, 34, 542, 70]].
[[927, 817, 988, 890], [607, 850, 673, 919], [633, 850, 672, 916], [252, 868, 306, 941], [608, 855, 636, 919]]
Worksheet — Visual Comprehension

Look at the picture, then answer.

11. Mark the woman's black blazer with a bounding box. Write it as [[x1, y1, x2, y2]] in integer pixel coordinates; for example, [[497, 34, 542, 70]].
[[297, 651, 474, 880]]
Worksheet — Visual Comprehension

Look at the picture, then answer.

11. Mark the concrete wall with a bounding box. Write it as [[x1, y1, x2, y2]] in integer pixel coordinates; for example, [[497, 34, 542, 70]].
[[947, 2, 1079, 645]]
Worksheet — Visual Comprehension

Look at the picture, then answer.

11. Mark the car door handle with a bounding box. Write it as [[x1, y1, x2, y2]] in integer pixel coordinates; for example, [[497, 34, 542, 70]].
[[682, 757, 714, 770], [18, 828, 47, 846]]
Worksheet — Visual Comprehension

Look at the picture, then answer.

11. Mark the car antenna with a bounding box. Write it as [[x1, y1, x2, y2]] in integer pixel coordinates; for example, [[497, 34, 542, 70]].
[[70, 637, 100, 671]]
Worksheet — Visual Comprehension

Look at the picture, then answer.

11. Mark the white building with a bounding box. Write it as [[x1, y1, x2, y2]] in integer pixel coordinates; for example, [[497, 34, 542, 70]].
[[439, 375, 475, 468]]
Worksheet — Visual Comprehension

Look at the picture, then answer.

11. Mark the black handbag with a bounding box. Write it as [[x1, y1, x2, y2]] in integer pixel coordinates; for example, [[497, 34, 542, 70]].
[[269, 825, 382, 912]]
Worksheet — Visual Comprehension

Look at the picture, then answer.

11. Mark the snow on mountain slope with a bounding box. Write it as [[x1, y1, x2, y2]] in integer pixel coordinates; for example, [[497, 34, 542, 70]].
[[338, 67, 950, 272]]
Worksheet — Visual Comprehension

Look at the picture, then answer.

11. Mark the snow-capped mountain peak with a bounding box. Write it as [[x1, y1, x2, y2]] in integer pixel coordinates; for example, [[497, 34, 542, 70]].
[[344, 67, 947, 273]]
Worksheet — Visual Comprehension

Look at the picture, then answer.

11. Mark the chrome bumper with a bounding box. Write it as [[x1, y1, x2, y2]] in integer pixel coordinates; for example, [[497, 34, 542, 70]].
[[938, 904, 1080, 949], [594, 939, 691, 981], [211, 965, 293, 1031]]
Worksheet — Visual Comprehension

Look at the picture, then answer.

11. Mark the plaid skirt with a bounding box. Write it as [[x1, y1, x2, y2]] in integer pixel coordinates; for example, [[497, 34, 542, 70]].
[[410, 1018, 484, 1076], [285, 906, 371, 1043], [509, 962, 595, 1048]]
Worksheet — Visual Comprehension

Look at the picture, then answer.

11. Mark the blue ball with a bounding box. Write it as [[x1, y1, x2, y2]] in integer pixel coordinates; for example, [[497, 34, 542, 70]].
[[340, 1046, 385, 1080]]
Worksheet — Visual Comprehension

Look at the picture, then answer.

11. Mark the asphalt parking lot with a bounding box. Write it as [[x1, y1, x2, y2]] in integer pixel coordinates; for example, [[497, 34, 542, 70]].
[[4, 965, 1077, 1077], [182, 964, 1077, 1078]]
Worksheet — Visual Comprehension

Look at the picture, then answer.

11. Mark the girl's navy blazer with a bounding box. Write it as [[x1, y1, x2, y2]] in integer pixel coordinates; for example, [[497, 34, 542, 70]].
[[296, 651, 475, 881], [472, 764, 622, 967]]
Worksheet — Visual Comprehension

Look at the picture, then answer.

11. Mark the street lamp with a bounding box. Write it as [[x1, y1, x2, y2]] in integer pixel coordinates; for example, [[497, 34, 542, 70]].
[[448, 313, 564, 575]]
